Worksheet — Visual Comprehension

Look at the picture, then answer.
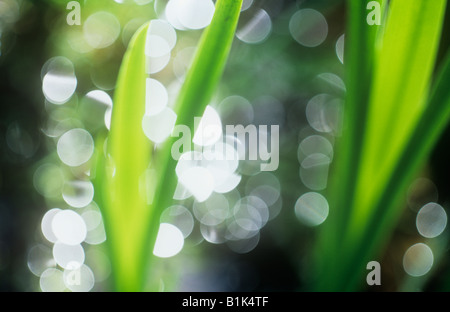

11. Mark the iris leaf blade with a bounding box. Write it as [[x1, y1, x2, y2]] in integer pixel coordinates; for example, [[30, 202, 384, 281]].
[[96, 22, 152, 291]]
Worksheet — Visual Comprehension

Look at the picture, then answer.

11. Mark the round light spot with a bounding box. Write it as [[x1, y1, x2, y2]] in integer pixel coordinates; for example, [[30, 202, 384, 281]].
[[62, 181, 94, 208], [236, 9, 272, 44], [142, 107, 177, 144], [41, 56, 73, 80], [84, 222, 107, 245], [202, 141, 239, 174], [145, 20, 175, 74], [83, 12, 121, 49], [104, 108, 112, 130], [145, 34, 170, 58], [153, 223, 184, 258], [316, 73, 346, 94], [175, 151, 203, 176], [66, 28, 94, 54], [146, 53, 171, 74], [289, 9, 328, 47], [52, 210, 87, 245], [27, 245, 56, 277], [160, 205, 194, 238], [57, 129, 94, 167], [226, 218, 259, 240], [227, 232, 260, 254], [145, 78, 168, 116], [300, 153, 331, 191], [42, 73, 77, 105], [41, 208, 61, 243], [52, 242, 85, 269], [234, 196, 269, 230], [148, 19, 177, 50], [295, 192, 329, 226], [200, 223, 227, 244], [336, 34, 345, 64], [40, 268, 66, 292], [85, 90, 113, 108], [202, 151, 240, 193], [165, 0, 187, 30], [306, 94, 342, 134], [83, 205, 106, 245], [33, 164, 65, 198], [42, 58, 77, 106], [173, 182, 191, 200], [193, 106, 223, 147], [81, 208, 102, 232], [154, 0, 166, 18], [43, 115, 84, 139], [63, 264, 95, 292], [403, 243, 434, 277], [193, 193, 230, 226], [177, 0, 215, 30], [249, 185, 280, 207], [214, 173, 242, 194], [178, 166, 214, 202], [241, 0, 254, 12], [416, 203, 447, 238], [245, 172, 281, 198], [298, 135, 334, 162]]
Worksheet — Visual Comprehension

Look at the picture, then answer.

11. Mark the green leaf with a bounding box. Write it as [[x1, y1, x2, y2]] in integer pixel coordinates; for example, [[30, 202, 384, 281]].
[[350, 52, 450, 290], [313, 0, 448, 291], [142, 0, 243, 284], [350, 0, 447, 238], [313, 0, 386, 291], [97, 22, 153, 292], [95, 0, 243, 292]]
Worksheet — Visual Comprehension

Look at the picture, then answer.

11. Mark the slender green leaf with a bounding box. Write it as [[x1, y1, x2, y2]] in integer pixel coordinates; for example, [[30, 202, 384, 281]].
[[344, 0, 446, 290], [345, 52, 450, 291], [98, 0, 243, 291], [97, 22, 152, 291], [142, 0, 242, 284], [313, 0, 385, 291], [350, 0, 447, 238], [142, 0, 243, 286], [313, 0, 448, 291]]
